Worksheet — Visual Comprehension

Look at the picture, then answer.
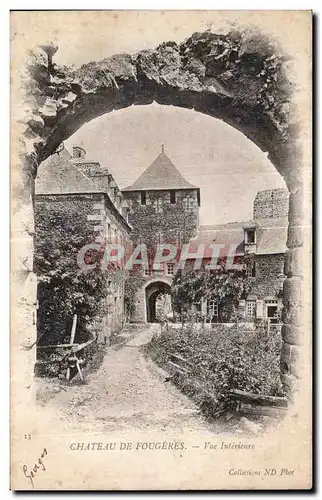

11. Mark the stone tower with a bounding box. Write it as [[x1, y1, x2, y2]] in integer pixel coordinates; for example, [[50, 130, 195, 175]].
[[122, 146, 200, 249], [122, 147, 200, 322], [253, 188, 289, 220]]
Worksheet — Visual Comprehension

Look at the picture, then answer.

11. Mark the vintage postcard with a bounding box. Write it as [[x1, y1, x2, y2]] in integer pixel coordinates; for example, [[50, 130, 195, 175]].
[[10, 10, 312, 490]]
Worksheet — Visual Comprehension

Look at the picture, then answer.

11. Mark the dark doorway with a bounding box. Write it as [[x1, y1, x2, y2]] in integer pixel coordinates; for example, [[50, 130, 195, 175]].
[[145, 281, 172, 323]]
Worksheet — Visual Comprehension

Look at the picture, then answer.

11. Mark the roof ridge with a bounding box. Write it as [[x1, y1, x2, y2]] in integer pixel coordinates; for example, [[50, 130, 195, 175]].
[[123, 150, 198, 191]]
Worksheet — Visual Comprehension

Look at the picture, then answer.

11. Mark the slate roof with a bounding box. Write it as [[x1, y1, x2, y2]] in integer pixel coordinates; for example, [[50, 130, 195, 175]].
[[36, 150, 101, 195], [189, 218, 288, 257], [256, 221, 288, 255], [122, 151, 197, 191]]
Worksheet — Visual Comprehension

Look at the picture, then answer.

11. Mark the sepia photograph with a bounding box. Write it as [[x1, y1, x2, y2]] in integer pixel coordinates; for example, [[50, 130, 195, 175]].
[[10, 10, 312, 490]]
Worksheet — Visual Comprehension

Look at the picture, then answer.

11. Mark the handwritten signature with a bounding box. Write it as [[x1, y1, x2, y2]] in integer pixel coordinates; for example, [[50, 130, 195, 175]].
[[22, 448, 48, 488]]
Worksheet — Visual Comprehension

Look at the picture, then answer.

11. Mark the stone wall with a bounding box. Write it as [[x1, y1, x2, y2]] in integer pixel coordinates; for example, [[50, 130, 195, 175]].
[[123, 189, 199, 247], [130, 276, 173, 322], [123, 189, 199, 322], [250, 253, 285, 298], [281, 182, 310, 397], [253, 188, 289, 219]]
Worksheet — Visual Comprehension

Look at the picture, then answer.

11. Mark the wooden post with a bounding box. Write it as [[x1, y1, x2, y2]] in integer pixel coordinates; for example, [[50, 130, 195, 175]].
[[70, 314, 78, 344], [76, 360, 84, 382], [66, 314, 77, 381]]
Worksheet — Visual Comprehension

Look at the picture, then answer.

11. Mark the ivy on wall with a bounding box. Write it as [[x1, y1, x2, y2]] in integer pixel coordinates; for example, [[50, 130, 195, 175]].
[[172, 261, 252, 321], [125, 191, 199, 254], [35, 197, 110, 344], [124, 271, 145, 320]]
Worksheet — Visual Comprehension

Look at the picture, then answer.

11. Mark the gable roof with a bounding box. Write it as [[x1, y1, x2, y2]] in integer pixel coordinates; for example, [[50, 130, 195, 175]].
[[122, 151, 197, 191], [189, 222, 246, 259], [188, 218, 288, 258]]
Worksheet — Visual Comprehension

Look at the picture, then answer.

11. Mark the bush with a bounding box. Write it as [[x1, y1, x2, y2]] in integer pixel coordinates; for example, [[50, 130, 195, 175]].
[[147, 322, 283, 416]]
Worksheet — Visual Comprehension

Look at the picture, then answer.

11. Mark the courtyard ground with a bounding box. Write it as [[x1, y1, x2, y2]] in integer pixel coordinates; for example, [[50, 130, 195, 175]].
[[36, 324, 230, 435]]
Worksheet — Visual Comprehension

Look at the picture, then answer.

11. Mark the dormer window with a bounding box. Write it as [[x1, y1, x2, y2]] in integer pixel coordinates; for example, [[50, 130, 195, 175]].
[[72, 146, 86, 159], [245, 228, 256, 244]]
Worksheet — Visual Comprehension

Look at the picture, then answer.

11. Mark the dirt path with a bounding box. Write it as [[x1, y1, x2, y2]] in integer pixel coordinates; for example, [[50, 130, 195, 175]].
[[39, 325, 218, 434]]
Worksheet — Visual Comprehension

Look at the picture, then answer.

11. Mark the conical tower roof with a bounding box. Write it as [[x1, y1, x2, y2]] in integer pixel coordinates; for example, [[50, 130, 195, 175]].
[[122, 147, 197, 191]]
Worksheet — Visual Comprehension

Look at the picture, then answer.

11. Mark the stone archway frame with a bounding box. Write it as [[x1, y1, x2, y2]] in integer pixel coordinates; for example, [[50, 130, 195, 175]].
[[143, 277, 173, 323], [13, 29, 310, 398]]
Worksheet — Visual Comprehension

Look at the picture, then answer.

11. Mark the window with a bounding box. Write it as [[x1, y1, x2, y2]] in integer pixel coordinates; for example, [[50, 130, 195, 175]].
[[266, 299, 279, 324], [141, 191, 146, 205], [166, 263, 175, 276], [192, 302, 201, 312], [183, 196, 195, 213], [207, 300, 219, 317], [73, 146, 85, 159], [144, 268, 152, 276], [170, 191, 176, 204], [246, 300, 256, 318], [246, 261, 256, 278], [245, 229, 256, 244], [154, 197, 163, 213]]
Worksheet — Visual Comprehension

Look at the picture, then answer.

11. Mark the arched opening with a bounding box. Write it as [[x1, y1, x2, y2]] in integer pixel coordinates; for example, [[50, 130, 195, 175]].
[[145, 281, 172, 323], [14, 30, 307, 398]]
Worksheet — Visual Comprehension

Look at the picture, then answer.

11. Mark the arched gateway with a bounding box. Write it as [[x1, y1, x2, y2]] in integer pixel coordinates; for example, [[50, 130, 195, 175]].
[[13, 29, 310, 398], [145, 281, 172, 323]]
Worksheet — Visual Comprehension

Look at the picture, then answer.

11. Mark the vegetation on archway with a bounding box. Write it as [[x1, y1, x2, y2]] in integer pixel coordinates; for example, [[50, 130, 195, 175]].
[[22, 27, 298, 187]]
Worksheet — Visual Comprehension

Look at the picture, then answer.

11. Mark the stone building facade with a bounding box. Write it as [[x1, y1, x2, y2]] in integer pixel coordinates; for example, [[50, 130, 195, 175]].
[[35, 146, 131, 345], [122, 147, 200, 322], [189, 188, 289, 323], [35, 143, 288, 329]]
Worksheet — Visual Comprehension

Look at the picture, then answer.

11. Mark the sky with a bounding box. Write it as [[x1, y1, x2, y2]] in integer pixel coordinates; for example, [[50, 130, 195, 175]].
[[14, 10, 293, 226], [64, 103, 286, 226]]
